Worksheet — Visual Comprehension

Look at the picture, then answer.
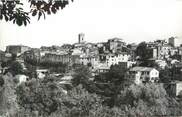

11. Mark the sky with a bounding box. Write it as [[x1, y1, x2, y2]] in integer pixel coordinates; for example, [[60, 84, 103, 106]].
[[0, 0, 182, 50]]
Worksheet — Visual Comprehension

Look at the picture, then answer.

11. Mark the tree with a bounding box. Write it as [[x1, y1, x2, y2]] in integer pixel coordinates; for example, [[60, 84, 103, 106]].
[[159, 67, 172, 83], [8, 61, 23, 76], [170, 52, 181, 61], [93, 64, 129, 107], [50, 85, 104, 117], [0, 75, 4, 87], [118, 83, 169, 116], [16, 76, 63, 116], [72, 65, 92, 87], [0, 0, 74, 26], [136, 42, 150, 61], [0, 74, 18, 116]]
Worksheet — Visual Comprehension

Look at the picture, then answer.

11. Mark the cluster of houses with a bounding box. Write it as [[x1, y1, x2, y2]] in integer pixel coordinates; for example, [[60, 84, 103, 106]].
[[0, 34, 182, 96]]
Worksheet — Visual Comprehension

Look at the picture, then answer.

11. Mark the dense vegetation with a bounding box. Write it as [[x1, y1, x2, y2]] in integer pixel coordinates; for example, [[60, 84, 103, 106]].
[[0, 64, 182, 117]]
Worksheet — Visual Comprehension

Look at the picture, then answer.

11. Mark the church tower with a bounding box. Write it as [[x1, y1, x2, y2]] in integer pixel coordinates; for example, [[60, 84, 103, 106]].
[[78, 33, 85, 44]]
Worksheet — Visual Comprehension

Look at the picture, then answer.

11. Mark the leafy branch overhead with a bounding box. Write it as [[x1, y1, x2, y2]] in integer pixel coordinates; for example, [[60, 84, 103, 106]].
[[0, 0, 74, 26]]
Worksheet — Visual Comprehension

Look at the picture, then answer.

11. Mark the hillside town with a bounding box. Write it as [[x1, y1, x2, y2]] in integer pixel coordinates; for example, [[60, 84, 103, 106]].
[[1, 34, 182, 95], [1, 34, 182, 116]]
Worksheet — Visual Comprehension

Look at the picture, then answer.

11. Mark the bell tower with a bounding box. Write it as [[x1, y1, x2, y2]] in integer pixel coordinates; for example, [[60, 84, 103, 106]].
[[78, 33, 85, 44]]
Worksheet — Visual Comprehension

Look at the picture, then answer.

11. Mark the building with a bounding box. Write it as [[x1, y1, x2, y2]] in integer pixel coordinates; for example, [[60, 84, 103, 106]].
[[178, 47, 182, 61], [107, 37, 126, 53], [106, 52, 131, 67], [127, 43, 137, 61], [2, 53, 13, 62], [71, 48, 83, 55], [80, 54, 100, 68], [160, 44, 173, 59], [155, 60, 167, 69], [168, 37, 182, 47], [41, 52, 71, 64], [147, 47, 158, 59], [96, 42, 105, 48], [15, 75, 28, 84], [129, 67, 159, 85], [36, 69, 49, 79], [6, 45, 31, 56], [171, 62, 182, 81], [61, 44, 73, 50], [78, 33, 85, 44], [85, 43, 95, 49], [0, 65, 3, 74], [70, 55, 81, 65], [165, 81, 182, 97], [178, 47, 182, 55], [93, 63, 110, 76], [40, 45, 60, 52], [0, 50, 5, 62], [24, 48, 41, 62]]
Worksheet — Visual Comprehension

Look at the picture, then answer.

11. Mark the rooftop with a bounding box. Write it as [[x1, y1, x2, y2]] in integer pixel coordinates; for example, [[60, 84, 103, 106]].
[[129, 67, 156, 72]]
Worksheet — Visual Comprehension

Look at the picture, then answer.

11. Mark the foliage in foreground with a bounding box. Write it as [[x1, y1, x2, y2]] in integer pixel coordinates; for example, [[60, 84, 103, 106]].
[[1, 67, 182, 117], [0, 74, 18, 116], [0, 0, 74, 26]]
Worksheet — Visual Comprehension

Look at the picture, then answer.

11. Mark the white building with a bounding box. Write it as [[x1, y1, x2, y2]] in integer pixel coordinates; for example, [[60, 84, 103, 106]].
[[160, 44, 173, 59], [36, 69, 49, 79], [129, 67, 159, 85], [106, 52, 131, 67], [80, 54, 99, 68], [93, 63, 110, 76], [15, 75, 28, 85], [168, 37, 182, 47], [165, 81, 182, 97], [155, 60, 167, 69], [71, 48, 83, 55]]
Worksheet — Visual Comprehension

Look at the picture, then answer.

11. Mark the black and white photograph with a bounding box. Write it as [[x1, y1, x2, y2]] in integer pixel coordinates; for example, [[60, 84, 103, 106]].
[[0, 0, 182, 116]]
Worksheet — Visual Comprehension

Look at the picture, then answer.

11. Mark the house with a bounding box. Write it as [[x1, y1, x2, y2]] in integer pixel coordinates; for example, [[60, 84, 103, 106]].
[[0, 65, 2, 74], [3, 53, 13, 62], [168, 37, 182, 47], [93, 63, 110, 76], [15, 74, 28, 84], [85, 43, 95, 49], [171, 62, 182, 80], [24, 48, 41, 62], [80, 54, 99, 68], [0, 50, 5, 62], [6, 45, 31, 56], [147, 47, 158, 59], [129, 67, 159, 85], [96, 42, 105, 48], [70, 55, 81, 65], [106, 52, 131, 67], [41, 52, 71, 64], [107, 38, 126, 53], [160, 44, 173, 59], [164, 81, 182, 97], [155, 60, 167, 69], [36, 69, 49, 79], [61, 44, 73, 50], [71, 48, 83, 55]]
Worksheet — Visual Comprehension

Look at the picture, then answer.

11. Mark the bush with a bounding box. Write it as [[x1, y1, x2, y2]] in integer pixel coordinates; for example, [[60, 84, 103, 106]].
[[16, 77, 63, 116], [118, 83, 169, 116]]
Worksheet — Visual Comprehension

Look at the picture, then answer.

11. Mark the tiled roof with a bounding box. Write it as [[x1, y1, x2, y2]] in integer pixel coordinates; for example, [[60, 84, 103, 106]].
[[129, 67, 155, 72]]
